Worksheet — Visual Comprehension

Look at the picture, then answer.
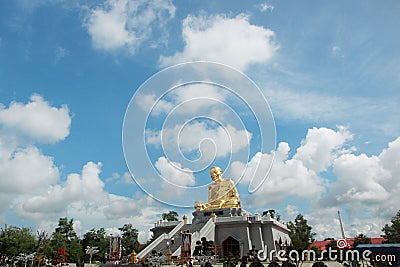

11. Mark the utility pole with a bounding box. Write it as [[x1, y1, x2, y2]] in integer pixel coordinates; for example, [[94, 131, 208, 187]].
[[338, 210, 346, 239]]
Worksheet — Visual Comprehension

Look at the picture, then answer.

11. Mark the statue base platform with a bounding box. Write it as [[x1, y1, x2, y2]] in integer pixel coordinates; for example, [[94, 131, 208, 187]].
[[192, 207, 250, 224]]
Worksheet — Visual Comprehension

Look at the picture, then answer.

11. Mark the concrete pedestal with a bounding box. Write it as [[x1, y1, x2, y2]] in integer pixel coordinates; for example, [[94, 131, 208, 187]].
[[192, 208, 247, 224]]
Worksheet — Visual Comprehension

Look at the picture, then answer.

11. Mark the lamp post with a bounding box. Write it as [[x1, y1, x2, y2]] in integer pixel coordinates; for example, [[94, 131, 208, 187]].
[[85, 246, 100, 264]]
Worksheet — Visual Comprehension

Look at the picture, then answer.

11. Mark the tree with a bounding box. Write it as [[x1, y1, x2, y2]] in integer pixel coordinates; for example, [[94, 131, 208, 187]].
[[382, 210, 400, 243], [51, 217, 82, 265], [68, 239, 83, 265], [50, 231, 68, 264], [82, 228, 109, 262], [36, 230, 52, 266], [55, 217, 77, 240], [0, 226, 36, 259], [162, 211, 179, 221], [287, 214, 316, 251], [287, 214, 316, 266], [352, 233, 371, 248], [119, 224, 139, 256]]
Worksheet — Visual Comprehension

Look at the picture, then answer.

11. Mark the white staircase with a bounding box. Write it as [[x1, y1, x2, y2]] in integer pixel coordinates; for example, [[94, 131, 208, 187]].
[[137, 220, 184, 260], [172, 218, 215, 256]]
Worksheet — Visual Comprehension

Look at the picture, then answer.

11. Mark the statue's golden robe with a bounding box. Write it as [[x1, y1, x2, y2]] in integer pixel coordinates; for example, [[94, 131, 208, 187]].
[[208, 178, 240, 208], [194, 167, 241, 211]]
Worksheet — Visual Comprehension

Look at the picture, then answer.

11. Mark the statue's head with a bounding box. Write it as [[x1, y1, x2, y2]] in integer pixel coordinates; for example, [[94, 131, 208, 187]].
[[210, 166, 223, 181]]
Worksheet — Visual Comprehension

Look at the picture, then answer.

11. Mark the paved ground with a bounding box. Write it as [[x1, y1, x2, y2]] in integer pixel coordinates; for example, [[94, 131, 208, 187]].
[[104, 261, 371, 267], [191, 262, 363, 267]]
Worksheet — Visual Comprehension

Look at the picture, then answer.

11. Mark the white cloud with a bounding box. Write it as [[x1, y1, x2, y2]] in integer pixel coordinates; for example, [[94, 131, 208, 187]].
[[54, 46, 70, 63], [136, 83, 227, 116], [21, 188, 171, 243], [304, 207, 342, 240], [0, 95, 186, 244], [346, 217, 386, 238], [20, 162, 107, 215], [231, 141, 326, 206], [168, 83, 228, 115], [333, 154, 390, 203], [231, 126, 400, 230], [258, 3, 274, 12], [85, 0, 134, 51], [147, 121, 252, 159], [261, 132, 399, 240], [135, 92, 174, 115], [303, 204, 389, 240], [0, 94, 71, 144], [159, 14, 278, 71], [332, 45, 344, 58], [379, 137, 400, 184], [103, 194, 146, 219], [293, 126, 353, 173], [319, 137, 400, 218], [84, 0, 175, 53], [0, 94, 70, 220], [122, 171, 133, 184], [284, 205, 300, 219], [155, 156, 195, 188], [14, 160, 169, 243], [2, 93, 399, 243], [106, 171, 133, 184], [0, 146, 59, 194]]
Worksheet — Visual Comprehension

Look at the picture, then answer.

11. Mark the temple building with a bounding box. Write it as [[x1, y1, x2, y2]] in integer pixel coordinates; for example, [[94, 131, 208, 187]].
[[137, 167, 291, 260]]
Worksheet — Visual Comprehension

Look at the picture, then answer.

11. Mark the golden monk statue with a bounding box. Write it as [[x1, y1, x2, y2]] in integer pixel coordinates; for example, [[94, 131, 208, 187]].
[[194, 166, 241, 210]]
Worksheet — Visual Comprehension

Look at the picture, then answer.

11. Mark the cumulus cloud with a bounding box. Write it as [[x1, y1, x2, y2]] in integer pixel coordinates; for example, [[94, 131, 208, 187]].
[[84, 0, 175, 53], [155, 156, 195, 188], [0, 146, 59, 194], [230, 126, 400, 240], [231, 126, 354, 205], [0, 94, 71, 144], [379, 137, 400, 183], [103, 194, 147, 219], [147, 121, 252, 159], [0, 94, 70, 219], [302, 204, 389, 240], [319, 137, 400, 218], [293, 126, 353, 173], [19, 162, 107, 215], [332, 154, 390, 204], [15, 160, 165, 243], [2, 93, 399, 242], [231, 142, 326, 206], [244, 127, 397, 205], [0, 95, 185, 243], [159, 14, 278, 71]]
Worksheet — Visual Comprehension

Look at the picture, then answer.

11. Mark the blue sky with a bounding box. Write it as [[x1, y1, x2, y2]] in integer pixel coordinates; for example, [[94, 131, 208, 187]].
[[0, 0, 399, 242]]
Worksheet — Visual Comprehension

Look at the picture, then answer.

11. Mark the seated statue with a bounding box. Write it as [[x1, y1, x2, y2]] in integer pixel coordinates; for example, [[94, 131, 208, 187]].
[[194, 166, 241, 210]]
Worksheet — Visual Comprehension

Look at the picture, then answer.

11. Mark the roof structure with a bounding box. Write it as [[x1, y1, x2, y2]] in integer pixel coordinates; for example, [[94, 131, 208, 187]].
[[308, 237, 386, 250]]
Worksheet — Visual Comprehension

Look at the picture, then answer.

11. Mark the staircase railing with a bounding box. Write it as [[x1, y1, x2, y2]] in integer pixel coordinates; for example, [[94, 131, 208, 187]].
[[172, 218, 215, 257], [137, 220, 184, 259]]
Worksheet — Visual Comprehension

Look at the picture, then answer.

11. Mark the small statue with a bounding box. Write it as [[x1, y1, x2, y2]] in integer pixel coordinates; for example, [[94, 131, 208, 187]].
[[195, 166, 241, 210]]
